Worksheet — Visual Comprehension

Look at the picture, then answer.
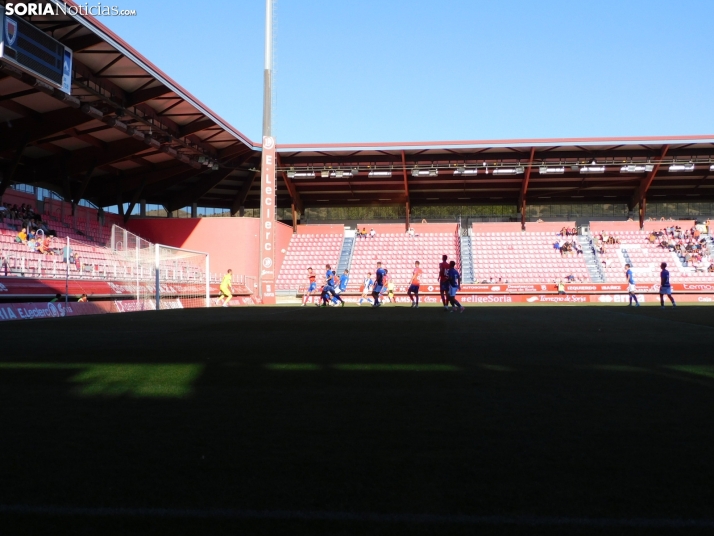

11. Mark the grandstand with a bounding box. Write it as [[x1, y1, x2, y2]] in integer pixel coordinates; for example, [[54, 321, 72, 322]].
[[2, 0, 714, 305], [4, 3, 714, 536]]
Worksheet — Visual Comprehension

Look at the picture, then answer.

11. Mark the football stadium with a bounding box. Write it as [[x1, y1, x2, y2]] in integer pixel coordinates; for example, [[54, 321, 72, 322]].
[[1, 1, 714, 534]]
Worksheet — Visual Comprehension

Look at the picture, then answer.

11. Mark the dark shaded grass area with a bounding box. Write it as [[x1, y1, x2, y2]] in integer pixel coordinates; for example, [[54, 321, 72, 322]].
[[1, 305, 713, 535]]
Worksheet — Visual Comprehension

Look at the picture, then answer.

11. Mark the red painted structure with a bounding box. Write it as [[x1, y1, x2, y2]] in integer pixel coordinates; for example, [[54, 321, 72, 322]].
[[127, 217, 292, 283]]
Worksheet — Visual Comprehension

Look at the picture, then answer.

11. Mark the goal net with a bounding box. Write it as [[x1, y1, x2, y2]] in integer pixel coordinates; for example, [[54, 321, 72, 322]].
[[111, 225, 209, 311]]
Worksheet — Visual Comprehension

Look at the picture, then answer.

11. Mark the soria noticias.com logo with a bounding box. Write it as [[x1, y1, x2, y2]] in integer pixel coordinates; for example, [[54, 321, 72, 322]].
[[4, 2, 137, 17]]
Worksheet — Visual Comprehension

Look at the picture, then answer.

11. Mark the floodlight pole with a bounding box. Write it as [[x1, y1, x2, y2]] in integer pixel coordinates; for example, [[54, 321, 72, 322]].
[[258, 0, 277, 304], [263, 0, 273, 139]]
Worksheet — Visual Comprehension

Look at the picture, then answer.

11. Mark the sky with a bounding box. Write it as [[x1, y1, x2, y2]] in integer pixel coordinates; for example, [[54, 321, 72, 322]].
[[99, 0, 714, 145]]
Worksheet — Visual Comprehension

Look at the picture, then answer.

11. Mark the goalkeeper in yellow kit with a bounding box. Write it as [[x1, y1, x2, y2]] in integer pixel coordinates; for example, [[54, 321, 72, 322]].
[[216, 269, 233, 307]]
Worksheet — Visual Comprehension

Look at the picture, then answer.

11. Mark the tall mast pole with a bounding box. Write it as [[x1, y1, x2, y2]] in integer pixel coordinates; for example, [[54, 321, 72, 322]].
[[258, 0, 277, 304], [263, 0, 272, 138]]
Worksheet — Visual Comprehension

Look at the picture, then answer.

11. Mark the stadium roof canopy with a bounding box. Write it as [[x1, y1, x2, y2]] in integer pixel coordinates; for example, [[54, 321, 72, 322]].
[[2, 2, 714, 224], [276, 136, 714, 216], [0, 0, 260, 219]]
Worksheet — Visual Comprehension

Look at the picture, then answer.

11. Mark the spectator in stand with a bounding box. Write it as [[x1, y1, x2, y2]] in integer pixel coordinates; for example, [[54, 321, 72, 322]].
[[557, 280, 566, 295], [50, 293, 62, 303], [369, 228, 376, 239], [39, 236, 54, 255], [61, 244, 74, 263], [15, 228, 28, 244], [28, 237, 40, 253], [359, 227, 368, 239], [78, 294, 88, 302]]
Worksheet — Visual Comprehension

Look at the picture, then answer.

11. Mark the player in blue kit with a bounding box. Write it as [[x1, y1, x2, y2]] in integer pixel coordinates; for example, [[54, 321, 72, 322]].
[[659, 262, 676, 308], [371, 261, 386, 307], [624, 264, 639, 306], [446, 260, 464, 312], [331, 269, 349, 306], [323, 271, 345, 307]]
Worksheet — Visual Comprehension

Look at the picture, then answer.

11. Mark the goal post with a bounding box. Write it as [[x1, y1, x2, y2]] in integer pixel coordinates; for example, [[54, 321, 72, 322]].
[[110, 225, 210, 310], [153, 243, 210, 310]]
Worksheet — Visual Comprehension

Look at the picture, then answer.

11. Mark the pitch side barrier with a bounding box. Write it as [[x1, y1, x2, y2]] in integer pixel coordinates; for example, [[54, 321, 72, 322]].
[[302, 294, 714, 306], [299, 281, 714, 306], [0, 277, 253, 301]]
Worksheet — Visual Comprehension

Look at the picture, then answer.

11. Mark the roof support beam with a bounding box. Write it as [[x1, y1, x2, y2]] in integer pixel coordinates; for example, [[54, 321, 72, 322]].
[[180, 119, 214, 136], [31, 138, 149, 182], [165, 168, 234, 212], [73, 162, 96, 206], [117, 165, 191, 194], [62, 33, 104, 51], [231, 172, 258, 216], [133, 168, 208, 202], [0, 108, 94, 153], [125, 85, 172, 106], [124, 176, 148, 224], [518, 147, 536, 230], [0, 134, 30, 196], [276, 154, 303, 215], [631, 145, 669, 216]]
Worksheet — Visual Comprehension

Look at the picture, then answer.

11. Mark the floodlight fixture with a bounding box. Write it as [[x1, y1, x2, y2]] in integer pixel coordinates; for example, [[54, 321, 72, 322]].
[[368, 171, 393, 177], [492, 166, 525, 175], [411, 168, 439, 177], [288, 171, 316, 179], [620, 164, 654, 173], [710, 164, 714, 172], [668, 163, 695, 172], [539, 166, 565, 174], [330, 170, 353, 178], [580, 166, 606, 174], [453, 167, 478, 176]]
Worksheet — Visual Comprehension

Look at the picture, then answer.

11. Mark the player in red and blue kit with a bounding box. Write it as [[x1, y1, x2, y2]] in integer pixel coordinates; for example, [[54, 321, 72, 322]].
[[408, 261, 422, 308], [372, 261, 386, 307], [302, 267, 317, 306], [447, 260, 464, 312], [438, 254, 450, 310]]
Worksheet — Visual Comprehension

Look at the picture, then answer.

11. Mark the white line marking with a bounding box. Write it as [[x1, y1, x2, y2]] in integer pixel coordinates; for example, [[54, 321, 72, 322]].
[[0, 505, 713, 528]]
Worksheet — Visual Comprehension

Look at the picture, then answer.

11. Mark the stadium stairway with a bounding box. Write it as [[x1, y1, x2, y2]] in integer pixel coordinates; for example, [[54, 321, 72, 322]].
[[460, 234, 474, 283], [336, 229, 356, 275], [596, 230, 691, 284], [577, 233, 605, 282]]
